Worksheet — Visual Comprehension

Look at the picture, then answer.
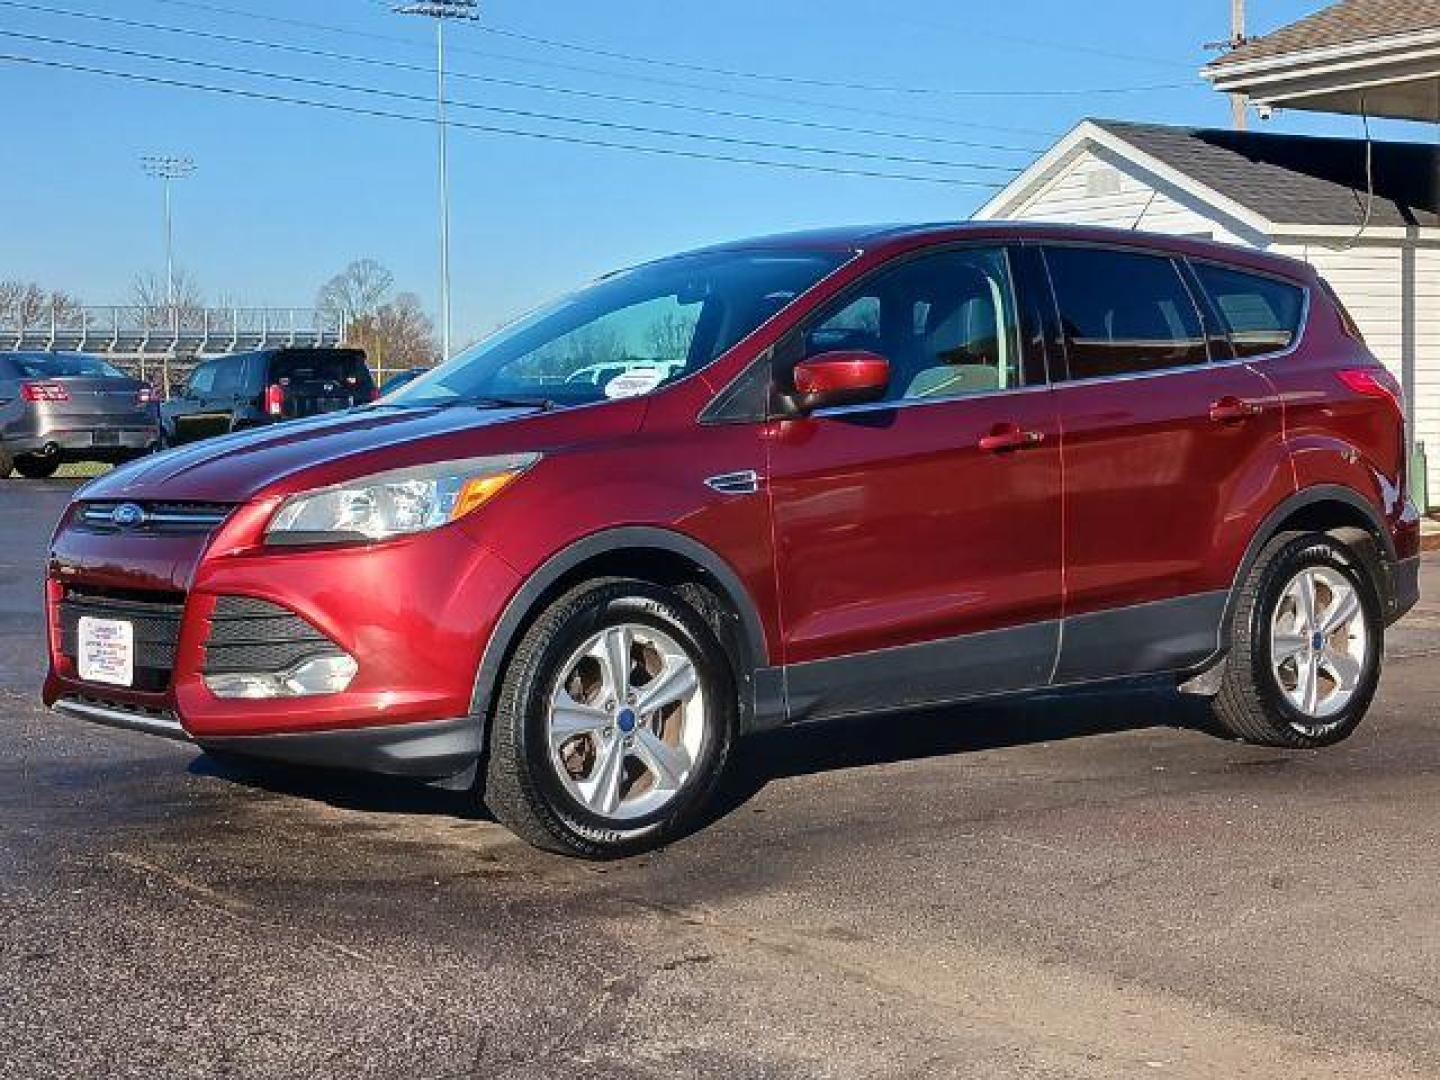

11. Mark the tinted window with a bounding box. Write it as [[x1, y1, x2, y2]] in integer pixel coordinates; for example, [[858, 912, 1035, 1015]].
[[1045, 247, 1208, 380], [269, 351, 375, 392], [187, 362, 218, 396], [13, 354, 126, 379], [1193, 263, 1305, 358], [210, 360, 246, 396], [800, 247, 1026, 403]]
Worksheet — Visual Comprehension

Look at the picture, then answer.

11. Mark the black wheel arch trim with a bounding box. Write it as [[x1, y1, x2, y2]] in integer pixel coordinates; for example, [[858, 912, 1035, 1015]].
[[1210, 484, 1402, 664], [470, 526, 770, 726]]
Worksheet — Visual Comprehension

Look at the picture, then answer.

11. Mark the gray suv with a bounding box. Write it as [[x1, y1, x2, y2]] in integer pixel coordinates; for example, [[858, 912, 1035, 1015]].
[[0, 352, 160, 479]]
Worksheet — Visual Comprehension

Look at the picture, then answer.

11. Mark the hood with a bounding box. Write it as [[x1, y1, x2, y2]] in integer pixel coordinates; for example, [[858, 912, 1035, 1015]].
[[80, 404, 559, 503]]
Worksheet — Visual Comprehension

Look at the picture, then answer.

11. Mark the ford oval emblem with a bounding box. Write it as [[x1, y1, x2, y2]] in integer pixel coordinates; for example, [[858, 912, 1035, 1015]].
[[112, 503, 147, 529]]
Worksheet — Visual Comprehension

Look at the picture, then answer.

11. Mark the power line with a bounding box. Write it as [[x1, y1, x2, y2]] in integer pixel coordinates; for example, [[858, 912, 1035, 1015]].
[[0, 50, 1011, 188], [0, 27, 1025, 174], [0, 0, 1047, 154], [467, 17, 1199, 98], [124, 0, 1069, 137]]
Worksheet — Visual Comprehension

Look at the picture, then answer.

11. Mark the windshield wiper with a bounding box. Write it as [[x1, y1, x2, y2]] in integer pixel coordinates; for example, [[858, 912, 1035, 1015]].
[[449, 395, 557, 411]]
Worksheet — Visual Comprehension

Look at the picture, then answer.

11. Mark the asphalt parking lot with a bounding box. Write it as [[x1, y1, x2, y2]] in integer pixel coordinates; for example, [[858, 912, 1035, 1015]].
[[4, 480, 1440, 1080]]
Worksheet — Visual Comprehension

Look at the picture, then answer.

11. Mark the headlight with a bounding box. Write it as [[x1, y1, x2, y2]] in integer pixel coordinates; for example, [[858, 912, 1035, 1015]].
[[265, 453, 539, 546]]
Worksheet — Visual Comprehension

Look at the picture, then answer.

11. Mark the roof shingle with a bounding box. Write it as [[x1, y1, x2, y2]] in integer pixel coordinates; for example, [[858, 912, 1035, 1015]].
[[1092, 119, 1439, 229], [1211, 0, 1440, 67]]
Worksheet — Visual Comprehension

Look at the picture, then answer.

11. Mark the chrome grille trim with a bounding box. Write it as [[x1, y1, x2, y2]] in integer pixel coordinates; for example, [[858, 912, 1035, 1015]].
[[77, 501, 234, 535]]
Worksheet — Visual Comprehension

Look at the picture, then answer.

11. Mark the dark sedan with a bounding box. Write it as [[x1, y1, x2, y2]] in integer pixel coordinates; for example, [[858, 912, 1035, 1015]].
[[0, 352, 160, 479]]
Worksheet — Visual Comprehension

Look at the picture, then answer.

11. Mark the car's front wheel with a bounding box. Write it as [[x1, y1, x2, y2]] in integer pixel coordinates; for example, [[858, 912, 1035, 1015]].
[[1211, 532, 1382, 748], [13, 455, 60, 479], [484, 579, 736, 858]]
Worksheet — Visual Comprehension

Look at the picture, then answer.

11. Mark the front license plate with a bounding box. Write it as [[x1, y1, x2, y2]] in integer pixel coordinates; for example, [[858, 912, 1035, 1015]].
[[77, 617, 134, 687]]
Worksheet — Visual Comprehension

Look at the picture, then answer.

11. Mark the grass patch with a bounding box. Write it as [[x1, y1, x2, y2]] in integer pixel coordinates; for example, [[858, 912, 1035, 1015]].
[[56, 462, 112, 479]]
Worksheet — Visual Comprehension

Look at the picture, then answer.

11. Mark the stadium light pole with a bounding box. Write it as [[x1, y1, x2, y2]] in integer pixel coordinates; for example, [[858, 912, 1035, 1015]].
[[393, 0, 479, 362], [141, 154, 197, 394]]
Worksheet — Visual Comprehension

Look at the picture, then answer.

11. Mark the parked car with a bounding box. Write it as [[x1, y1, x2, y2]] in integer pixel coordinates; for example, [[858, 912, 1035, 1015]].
[[162, 347, 375, 447], [0, 351, 159, 479], [379, 367, 431, 397], [44, 224, 1419, 858]]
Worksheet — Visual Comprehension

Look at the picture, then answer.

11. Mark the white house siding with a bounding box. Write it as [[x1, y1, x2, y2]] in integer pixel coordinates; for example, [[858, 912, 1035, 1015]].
[[1000, 147, 1252, 244], [1275, 240, 1440, 498]]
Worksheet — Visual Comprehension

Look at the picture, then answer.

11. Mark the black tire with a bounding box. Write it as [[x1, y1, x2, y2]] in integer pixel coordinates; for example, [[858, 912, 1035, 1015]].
[[13, 455, 61, 479], [1210, 531, 1383, 748], [0, 447, 12, 479], [484, 578, 737, 858]]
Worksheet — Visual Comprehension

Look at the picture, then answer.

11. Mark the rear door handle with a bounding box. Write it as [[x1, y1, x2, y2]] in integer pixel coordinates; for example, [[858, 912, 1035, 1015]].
[[1209, 397, 1263, 423], [979, 424, 1046, 453]]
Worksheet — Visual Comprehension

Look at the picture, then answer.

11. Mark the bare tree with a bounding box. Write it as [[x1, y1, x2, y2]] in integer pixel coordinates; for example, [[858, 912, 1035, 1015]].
[[131, 269, 207, 330], [347, 292, 438, 374], [646, 311, 696, 364], [0, 280, 84, 327], [316, 259, 395, 327]]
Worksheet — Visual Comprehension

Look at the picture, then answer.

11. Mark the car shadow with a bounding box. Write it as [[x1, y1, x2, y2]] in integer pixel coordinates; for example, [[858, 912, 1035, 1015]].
[[189, 678, 1214, 835]]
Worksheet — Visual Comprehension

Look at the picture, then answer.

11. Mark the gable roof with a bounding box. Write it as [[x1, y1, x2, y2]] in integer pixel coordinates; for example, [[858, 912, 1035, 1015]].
[[1091, 120, 1439, 229], [1210, 0, 1440, 68], [979, 119, 1439, 235]]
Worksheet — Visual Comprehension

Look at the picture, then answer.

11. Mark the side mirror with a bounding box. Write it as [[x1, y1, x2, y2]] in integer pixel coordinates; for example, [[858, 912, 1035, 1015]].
[[791, 350, 890, 413]]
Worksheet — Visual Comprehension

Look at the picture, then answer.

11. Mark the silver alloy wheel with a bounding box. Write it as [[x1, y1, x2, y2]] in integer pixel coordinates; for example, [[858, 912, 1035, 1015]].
[[1269, 565, 1370, 726], [546, 622, 706, 822]]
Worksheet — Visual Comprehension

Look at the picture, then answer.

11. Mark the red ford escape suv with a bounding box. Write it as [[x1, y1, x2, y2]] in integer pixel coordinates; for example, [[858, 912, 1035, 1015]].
[[45, 224, 1420, 858]]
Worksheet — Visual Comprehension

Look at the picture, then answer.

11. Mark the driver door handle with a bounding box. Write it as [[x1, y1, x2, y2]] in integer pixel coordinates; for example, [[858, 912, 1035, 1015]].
[[979, 424, 1046, 453]]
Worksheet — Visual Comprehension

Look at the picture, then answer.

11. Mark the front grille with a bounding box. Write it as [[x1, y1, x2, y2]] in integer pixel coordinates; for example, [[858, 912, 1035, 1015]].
[[58, 587, 184, 692], [76, 501, 234, 536], [203, 596, 345, 676]]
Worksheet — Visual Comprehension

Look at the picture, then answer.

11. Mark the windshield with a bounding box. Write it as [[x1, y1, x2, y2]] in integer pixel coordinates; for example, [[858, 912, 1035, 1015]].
[[389, 249, 848, 408], [15, 354, 127, 379]]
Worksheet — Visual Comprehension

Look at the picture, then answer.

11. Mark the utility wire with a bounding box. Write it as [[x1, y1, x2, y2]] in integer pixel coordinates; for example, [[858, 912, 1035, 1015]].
[[163, 0, 1193, 98], [0, 27, 1024, 174], [120, 0, 1067, 137], [468, 18, 1199, 98], [0, 50, 1011, 188], [0, 0, 1044, 154]]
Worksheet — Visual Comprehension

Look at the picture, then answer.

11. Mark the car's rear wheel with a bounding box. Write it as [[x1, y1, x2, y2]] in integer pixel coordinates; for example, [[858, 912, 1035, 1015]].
[[13, 455, 60, 480], [484, 578, 736, 858], [1210, 532, 1382, 748]]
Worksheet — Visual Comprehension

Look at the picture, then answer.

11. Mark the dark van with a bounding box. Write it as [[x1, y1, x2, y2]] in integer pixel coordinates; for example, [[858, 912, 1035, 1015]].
[[162, 348, 374, 446]]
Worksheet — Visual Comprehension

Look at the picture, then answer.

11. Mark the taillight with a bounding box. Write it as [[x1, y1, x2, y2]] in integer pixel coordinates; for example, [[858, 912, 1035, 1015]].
[[265, 383, 285, 417], [1338, 367, 1404, 413], [21, 382, 69, 402], [137, 386, 159, 406], [369, 387, 381, 402]]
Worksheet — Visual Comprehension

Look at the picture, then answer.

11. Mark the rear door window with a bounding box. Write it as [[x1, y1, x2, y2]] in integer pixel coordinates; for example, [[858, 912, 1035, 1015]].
[[1192, 263, 1306, 358], [187, 362, 218, 397], [1043, 247, 1209, 380], [210, 361, 246, 396]]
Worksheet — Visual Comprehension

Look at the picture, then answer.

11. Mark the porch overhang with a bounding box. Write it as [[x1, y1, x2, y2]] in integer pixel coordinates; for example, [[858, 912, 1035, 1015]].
[[1204, 26, 1440, 122]]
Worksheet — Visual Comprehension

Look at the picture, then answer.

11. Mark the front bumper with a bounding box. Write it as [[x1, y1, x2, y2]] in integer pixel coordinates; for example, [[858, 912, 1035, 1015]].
[[45, 498, 520, 773], [52, 696, 481, 778]]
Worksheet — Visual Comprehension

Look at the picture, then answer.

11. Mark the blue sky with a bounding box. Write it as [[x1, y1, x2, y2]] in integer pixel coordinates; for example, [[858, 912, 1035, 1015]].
[[0, 0, 1430, 345]]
